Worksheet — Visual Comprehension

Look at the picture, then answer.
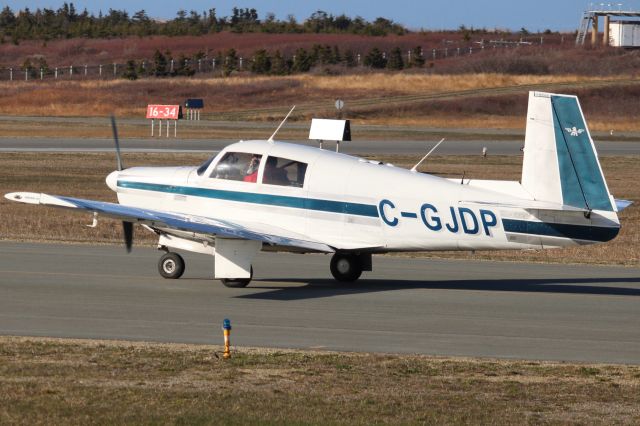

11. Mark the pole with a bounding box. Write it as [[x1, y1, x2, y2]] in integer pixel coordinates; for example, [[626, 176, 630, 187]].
[[174, 120, 177, 138], [159, 120, 162, 137], [99, 64, 102, 76], [222, 319, 231, 359], [151, 119, 154, 137], [166, 120, 169, 138], [9, 68, 12, 81]]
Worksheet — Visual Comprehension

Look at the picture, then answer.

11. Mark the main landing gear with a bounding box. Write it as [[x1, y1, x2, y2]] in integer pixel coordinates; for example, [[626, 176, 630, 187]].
[[220, 267, 253, 288], [330, 252, 371, 282]]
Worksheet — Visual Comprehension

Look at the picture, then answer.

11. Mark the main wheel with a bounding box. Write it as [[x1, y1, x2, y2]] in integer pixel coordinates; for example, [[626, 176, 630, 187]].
[[158, 252, 185, 279], [330, 253, 363, 282], [221, 267, 253, 288]]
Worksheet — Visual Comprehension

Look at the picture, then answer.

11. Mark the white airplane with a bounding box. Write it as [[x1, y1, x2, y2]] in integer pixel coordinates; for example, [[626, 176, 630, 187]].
[[5, 91, 631, 287]]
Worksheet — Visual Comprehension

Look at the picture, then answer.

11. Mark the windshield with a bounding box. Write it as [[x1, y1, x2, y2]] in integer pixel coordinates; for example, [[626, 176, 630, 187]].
[[196, 155, 216, 176]]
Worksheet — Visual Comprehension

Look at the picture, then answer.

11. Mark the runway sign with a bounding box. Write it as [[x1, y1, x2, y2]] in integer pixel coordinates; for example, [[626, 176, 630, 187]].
[[146, 105, 181, 120]]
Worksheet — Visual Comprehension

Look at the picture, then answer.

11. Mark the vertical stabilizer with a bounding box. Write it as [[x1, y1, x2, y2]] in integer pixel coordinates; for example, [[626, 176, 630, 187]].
[[521, 92, 614, 212]]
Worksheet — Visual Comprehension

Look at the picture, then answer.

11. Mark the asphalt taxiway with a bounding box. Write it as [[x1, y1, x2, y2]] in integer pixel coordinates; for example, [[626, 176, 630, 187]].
[[2, 136, 640, 156], [1, 242, 638, 363]]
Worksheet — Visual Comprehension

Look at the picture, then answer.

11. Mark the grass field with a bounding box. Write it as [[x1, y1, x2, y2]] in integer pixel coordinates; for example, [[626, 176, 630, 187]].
[[1, 336, 639, 424], [2, 73, 640, 132], [0, 152, 637, 266]]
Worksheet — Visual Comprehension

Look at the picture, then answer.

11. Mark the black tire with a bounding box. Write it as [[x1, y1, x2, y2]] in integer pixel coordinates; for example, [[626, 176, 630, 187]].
[[330, 253, 363, 282], [158, 252, 185, 279], [221, 267, 253, 288]]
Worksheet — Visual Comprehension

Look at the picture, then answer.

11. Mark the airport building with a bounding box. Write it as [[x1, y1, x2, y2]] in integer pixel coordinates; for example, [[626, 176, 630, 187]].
[[576, 8, 640, 47]]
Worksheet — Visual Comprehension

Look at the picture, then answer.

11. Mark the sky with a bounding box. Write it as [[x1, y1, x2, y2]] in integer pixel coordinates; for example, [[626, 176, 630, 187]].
[[5, 0, 640, 31]]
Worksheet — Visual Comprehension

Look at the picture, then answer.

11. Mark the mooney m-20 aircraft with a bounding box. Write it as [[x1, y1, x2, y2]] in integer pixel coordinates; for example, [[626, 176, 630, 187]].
[[5, 92, 631, 287]]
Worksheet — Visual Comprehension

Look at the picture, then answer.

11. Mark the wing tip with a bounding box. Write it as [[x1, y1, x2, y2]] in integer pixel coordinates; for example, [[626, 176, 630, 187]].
[[4, 192, 42, 204]]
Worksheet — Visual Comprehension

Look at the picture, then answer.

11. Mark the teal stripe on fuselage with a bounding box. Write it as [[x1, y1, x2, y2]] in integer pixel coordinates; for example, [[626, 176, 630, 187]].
[[117, 180, 380, 217], [502, 218, 619, 242], [551, 96, 613, 211]]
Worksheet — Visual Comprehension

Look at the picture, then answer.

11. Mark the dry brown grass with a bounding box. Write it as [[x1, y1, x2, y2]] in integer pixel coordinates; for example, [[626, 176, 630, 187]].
[[0, 152, 637, 266], [1, 336, 639, 424], [299, 72, 600, 93], [1, 73, 638, 132]]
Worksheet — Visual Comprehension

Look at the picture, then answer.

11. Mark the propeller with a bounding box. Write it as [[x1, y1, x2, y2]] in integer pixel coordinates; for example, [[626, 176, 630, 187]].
[[110, 115, 124, 171], [123, 221, 133, 253], [111, 115, 132, 252]]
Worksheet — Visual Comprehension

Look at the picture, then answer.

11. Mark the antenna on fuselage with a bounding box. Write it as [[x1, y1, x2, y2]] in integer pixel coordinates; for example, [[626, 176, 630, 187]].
[[410, 138, 445, 173], [268, 106, 296, 144]]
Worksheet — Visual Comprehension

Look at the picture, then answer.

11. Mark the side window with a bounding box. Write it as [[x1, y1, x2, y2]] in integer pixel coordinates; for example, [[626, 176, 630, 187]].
[[210, 152, 262, 182], [263, 156, 307, 188]]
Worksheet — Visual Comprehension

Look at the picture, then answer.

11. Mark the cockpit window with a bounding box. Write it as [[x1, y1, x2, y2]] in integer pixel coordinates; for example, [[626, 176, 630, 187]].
[[210, 152, 262, 182], [196, 155, 215, 176], [263, 156, 307, 188]]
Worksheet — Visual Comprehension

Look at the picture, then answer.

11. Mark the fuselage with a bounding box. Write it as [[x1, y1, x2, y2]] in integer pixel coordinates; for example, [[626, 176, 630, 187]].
[[106, 140, 620, 253]]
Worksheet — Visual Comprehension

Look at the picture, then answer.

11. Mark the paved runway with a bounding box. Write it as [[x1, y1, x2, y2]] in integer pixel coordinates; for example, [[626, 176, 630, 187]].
[[1, 242, 638, 363], [1, 136, 640, 155]]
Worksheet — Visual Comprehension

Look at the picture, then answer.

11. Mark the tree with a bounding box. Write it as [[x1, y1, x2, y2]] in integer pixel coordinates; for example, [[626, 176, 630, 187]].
[[410, 46, 425, 68], [270, 50, 288, 75], [343, 50, 356, 67], [223, 48, 238, 76], [152, 49, 168, 76], [175, 54, 195, 76], [363, 47, 386, 69], [292, 48, 313, 73], [122, 59, 138, 80], [386, 47, 404, 70], [251, 49, 271, 74]]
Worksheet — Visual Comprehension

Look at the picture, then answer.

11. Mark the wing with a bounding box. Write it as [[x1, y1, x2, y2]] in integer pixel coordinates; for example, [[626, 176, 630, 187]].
[[5, 192, 334, 253]]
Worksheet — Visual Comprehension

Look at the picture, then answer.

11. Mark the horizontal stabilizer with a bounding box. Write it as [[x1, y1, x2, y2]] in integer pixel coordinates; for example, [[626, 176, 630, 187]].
[[615, 199, 633, 212]]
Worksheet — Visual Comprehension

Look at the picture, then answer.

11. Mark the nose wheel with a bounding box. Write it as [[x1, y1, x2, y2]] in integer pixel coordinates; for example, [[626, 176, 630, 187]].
[[330, 253, 363, 282], [158, 252, 185, 279]]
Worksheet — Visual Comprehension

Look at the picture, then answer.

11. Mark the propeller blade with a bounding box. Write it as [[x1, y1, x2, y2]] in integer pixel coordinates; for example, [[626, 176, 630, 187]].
[[123, 221, 133, 253], [110, 115, 124, 171]]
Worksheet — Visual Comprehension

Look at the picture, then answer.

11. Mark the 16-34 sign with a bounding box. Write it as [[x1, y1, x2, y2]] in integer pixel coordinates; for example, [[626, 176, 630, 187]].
[[146, 105, 180, 120]]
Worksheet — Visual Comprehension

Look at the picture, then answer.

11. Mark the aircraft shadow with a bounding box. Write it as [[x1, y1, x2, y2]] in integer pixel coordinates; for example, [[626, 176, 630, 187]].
[[237, 277, 640, 301]]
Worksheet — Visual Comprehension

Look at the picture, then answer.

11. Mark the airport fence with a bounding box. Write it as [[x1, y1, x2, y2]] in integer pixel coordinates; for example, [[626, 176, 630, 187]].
[[0, 39, 552, 82]]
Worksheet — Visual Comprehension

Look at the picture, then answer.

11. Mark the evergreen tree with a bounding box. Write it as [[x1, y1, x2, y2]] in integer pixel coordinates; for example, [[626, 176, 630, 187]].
[[386, 47, 404, 70], [363, 47, 386, 69], [292, 48, 312, 73], [410, 46, 425, 68], [270, 50, 288, 75], [223, 48, 238, 76], [251, 49, 271, 74], [122, 59, 138, 80], [152, 49, 168, 76], [343, 50, 356, 67]]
